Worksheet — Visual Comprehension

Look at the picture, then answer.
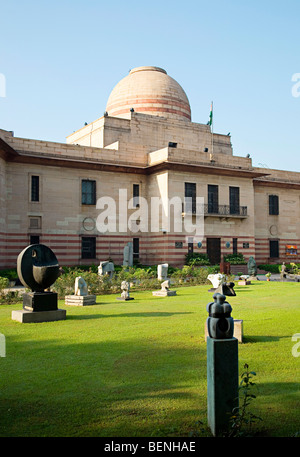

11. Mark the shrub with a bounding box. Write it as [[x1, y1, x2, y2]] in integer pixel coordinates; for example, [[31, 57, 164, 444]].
[[170, 266, 211, 286], [0, 269, 18, 281], [0, 277, 22, 305], [258, 264, 281, 274], [185, 253, 210, 266], [0, 277, 9, 293], [223, 253, 246, 264]]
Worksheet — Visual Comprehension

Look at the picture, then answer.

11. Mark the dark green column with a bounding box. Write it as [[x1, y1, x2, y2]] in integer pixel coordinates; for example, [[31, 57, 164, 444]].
[[207, 336, 239, 436]]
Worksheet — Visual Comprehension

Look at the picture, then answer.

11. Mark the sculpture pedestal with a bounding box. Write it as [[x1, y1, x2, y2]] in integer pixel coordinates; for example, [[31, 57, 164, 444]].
[[65, 295, 96, 306], [207, 337, 239, 436], [12, 308, 66, 323], [152, 290, 177, 296], [23, 292, 58, 312]]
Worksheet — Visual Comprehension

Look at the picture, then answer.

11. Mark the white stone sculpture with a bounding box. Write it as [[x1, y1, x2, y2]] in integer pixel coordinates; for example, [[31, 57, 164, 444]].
[[207, 273, 225, 290], [117, 280, 134, 301], [98, 260, 115, 278], [152, 279, 177, 297], [157, 263, 168, 281], [74, 276, 88, 296]]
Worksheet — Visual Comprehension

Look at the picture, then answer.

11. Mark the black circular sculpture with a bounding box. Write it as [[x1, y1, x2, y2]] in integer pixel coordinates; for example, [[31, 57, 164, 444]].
[[206, 293, 234, 339], [17, 244, 59, 292]]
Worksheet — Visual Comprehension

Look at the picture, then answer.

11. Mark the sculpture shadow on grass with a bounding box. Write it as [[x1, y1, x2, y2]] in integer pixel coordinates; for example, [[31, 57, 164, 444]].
[[67, 311, 193, 320], [243, 335, 290, 343]]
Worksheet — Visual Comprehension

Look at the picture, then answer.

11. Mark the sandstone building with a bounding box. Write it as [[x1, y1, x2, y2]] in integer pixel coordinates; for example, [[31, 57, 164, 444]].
[[1, 66, 300, 269]]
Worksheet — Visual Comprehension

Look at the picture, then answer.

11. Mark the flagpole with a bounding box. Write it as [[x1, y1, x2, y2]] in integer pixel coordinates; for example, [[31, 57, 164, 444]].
[[211, 101, 213, 157]]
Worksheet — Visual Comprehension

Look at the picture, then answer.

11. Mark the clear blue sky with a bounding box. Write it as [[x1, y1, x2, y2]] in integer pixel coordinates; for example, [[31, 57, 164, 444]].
[[1, 0, 300, 171]]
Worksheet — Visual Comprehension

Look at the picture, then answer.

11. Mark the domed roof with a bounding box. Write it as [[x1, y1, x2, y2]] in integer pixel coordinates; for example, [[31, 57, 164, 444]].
[[105, 66, 191, 122]]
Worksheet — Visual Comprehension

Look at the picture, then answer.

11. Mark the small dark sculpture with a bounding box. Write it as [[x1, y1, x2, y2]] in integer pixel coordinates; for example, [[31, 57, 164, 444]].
[[206, 293, 234, 339], [215, 281, 236, 297], [247, 256, 257, 277], [17, 244, 60, 311]]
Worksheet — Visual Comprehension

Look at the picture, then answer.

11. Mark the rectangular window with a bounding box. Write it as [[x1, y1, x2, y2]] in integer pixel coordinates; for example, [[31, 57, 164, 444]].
[[29, 216, 41, 229], [30, 235, 40, 245], [31, 176, 40, 202], [269, 240, 279, 258], [185, 182, 196, 213], [133, 184, 140, 208], [81, 237, 96, 259], [269, 195, 279, 215], [82, 180, 96, 205], [208, 184, 218, 213], [133, 238, 139, 259], [229, 186, 240, 214], [233, 238, 238, 255]]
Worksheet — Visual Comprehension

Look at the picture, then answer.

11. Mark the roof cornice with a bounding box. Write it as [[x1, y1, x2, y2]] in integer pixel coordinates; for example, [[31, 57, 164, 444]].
[[0, 138, 271, 179]]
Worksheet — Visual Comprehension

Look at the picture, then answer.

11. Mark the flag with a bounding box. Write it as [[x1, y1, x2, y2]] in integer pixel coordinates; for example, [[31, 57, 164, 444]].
[[208, 102, 213, 126]]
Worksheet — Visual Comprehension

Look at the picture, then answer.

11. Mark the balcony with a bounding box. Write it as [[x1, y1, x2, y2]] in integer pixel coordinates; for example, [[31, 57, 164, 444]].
[[182, 203, 248, 219]]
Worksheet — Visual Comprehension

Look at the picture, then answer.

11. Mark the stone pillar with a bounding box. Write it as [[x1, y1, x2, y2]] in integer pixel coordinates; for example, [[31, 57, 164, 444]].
[[207, 337, 239, 436]]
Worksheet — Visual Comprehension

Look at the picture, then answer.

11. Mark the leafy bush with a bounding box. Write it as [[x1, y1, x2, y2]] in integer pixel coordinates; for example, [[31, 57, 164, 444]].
[[258, 264, 281, 273], [0, 290, 22, 305], [0, 277, 9, 293], [0, 269, 18, 281], [0, 277, 22, 305], [52, 269, 102, 298], [170, 266, 211, 286], [185, 253, 210, 266], [223, 253, 246, 264]]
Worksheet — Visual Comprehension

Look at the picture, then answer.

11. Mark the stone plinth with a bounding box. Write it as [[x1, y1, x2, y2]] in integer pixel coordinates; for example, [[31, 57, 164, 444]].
[[205, 319, 243, 343], [65, 295, 96, 306], [207, 337, 239, 436], [238, 280, 251, 286], [12, 309, 66, 323], [23, 291, 58, 312], [152, 290, 177, 297]]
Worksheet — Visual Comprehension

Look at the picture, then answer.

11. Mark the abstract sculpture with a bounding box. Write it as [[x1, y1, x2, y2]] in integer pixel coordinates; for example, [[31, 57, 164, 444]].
[[207, 273, 236, 296], [206, 293, 234, 339], [247, 256, 257, 278], [12, 244, 66, 322], [17, 244, 60, 293], [152, 279, 177, 296], [17, 244, 60, 311], [206, 292, 239, 436], [98, 260, 115, 278], [157, 263, 168, 281], [123, 242, 133, 267], [74, 276, 88, 296], [117, 281, 134, 300]]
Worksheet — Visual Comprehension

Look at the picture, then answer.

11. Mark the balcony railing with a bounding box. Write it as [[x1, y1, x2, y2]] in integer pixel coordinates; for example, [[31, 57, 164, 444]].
[[182, 203, 248, 217]]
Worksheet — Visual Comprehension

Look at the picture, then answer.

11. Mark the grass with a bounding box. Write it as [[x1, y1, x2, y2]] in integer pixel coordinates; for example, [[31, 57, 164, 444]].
[[0, 281, 299, 437]]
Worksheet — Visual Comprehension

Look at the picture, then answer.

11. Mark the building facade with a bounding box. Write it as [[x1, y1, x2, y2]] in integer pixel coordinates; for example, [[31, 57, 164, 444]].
[[1, 66, 300, 269]]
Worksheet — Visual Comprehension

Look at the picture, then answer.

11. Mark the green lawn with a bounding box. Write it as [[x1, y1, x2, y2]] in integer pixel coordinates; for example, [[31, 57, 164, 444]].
[[0, 281, 299, 437]]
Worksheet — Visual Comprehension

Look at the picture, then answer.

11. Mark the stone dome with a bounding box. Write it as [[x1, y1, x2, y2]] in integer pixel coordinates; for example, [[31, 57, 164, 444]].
[[105, 66, 191, 122]]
